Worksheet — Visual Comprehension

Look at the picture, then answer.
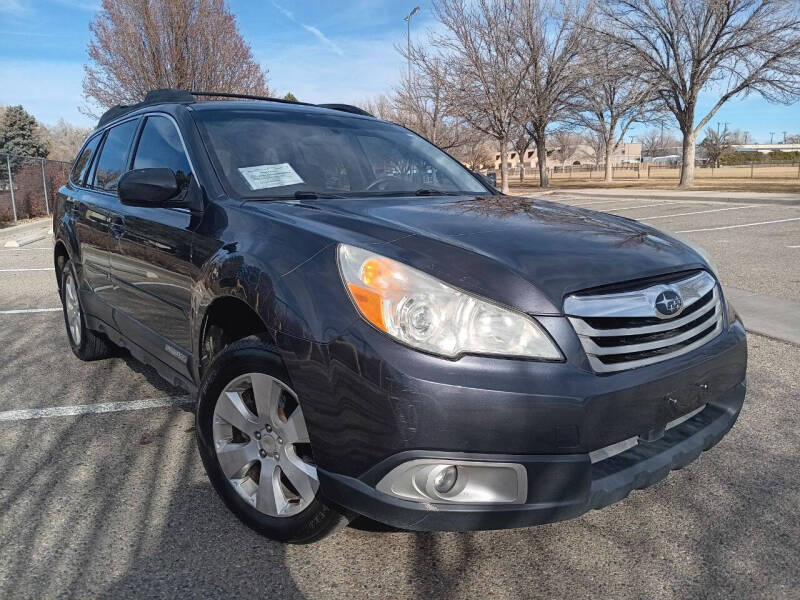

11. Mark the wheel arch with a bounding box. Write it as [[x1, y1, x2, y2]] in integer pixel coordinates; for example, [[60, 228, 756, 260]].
[[53, 240, 71, 291], [197, 294, 278, 379]]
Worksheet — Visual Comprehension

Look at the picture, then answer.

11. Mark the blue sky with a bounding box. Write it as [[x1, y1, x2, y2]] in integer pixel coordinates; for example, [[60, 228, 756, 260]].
[[0, 0, 797, 143]]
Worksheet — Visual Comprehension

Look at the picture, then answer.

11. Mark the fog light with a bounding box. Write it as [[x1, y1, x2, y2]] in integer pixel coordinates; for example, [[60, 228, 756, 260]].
[[433, 465, 458, 494], [375, 459, 527, 504]]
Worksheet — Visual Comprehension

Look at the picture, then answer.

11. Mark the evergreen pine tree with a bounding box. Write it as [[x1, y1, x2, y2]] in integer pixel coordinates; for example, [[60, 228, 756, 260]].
[[0, 105, 50, 170]]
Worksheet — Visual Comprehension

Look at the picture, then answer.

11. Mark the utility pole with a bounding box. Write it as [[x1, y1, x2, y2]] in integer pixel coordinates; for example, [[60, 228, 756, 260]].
[[404, 6, 420, 83], [783, 131, 787, 143], [770, 132, 775, 144]]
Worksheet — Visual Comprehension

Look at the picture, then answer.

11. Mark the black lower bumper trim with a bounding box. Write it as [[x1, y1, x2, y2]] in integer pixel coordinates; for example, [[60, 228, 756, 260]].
[[318, 381, 745, 532]]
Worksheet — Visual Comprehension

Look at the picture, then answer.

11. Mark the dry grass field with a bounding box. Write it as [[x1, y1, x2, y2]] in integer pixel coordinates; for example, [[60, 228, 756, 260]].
[[507, 165, 800, 194]]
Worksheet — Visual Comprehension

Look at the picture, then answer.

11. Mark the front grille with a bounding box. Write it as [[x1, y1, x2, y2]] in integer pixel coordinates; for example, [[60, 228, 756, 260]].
[[565, 271, 723, 373]]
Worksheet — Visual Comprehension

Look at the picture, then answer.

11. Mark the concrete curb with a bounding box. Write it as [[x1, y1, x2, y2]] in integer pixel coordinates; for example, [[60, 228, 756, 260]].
[[0, 217, 51, 234], [3, 230, 50, 248]]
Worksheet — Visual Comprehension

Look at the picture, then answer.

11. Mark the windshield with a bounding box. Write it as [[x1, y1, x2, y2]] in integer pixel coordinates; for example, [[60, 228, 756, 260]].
[[192, 108, 490, 199]]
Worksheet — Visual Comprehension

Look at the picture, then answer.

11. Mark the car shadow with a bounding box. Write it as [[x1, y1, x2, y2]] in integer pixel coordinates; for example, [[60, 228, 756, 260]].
[[0, 409, 307, 600]]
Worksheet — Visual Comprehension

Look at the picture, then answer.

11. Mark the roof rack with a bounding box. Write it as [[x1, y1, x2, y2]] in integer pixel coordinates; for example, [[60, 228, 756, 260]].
[[97, 89, 195, 127], [194, 92, 374, 117], [190, 91, 317, 107], [317, 104, 374, 117], [96, 89, 195, 128], [96, 89, 375, 128]]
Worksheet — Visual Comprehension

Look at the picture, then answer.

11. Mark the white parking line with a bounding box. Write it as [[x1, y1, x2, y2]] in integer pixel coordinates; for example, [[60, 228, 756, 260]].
[[567, 199, 652, 207], [0, 396, 193, 422], [606, 202, 681, 212], [789, 245, 800, 248], [642, 205, 759, 220], [0, 268, 53, 272], [676, 217, 800, 233], [0, 308, 61, 314]]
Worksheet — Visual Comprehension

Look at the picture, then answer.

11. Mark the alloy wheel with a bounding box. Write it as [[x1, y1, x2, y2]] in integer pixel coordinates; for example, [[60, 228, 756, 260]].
[[211, 373, 318, 517], [64, 272, 82, 346]]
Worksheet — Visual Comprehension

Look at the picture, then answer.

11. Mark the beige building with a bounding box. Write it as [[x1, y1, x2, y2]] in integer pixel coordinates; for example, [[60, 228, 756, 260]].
[[494, 142, 642, 170]]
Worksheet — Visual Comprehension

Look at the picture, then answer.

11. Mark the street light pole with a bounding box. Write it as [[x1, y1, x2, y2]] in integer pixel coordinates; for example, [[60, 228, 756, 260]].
[[404, 6, 420, 83]]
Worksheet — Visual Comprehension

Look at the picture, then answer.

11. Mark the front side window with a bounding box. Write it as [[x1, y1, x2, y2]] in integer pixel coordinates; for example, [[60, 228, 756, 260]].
[[132, 115, 193, 188], [92, 119, 138, 192], [193, 108, 489, 199], [70, 134, 101, 186]]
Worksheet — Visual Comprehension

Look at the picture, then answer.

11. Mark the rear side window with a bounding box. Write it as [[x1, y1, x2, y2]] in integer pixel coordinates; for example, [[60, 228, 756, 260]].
[[70, 135, 101, 186], [132, 115, 193, 188], [92, 119, 138, 192]]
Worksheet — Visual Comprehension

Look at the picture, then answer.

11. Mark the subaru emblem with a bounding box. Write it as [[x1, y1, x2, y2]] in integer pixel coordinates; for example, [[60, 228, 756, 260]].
[[654, 289, 683, 318]]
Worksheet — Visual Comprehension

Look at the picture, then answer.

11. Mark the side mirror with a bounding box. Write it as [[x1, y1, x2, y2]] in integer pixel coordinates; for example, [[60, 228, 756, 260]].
[[118, 168, 180, 207]]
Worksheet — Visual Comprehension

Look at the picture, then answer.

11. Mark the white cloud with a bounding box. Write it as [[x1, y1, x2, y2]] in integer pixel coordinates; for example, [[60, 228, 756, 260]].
[[302, 24, 344, 56], [0, 0, 27, 15], [271, 1, 344, 56]]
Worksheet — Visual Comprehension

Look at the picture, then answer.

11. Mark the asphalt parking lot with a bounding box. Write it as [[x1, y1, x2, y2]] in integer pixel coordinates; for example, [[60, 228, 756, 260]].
[[1, 195, 798, 600]]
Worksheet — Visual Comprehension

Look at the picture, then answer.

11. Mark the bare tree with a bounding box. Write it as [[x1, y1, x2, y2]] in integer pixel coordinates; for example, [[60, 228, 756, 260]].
[[84, 0, 269, 111], [699, 126, 750, 165], [454, 137, 497, 170], [581, 130, 605, 165], [571, 35, 656, 181], [360, 94, 403, 123], [509, 125, 535, 181], [550, 130, 581, 166], [394, 46, 470, 151], [699, 127, 734, 166], [726, 129, 749, 145], [43, 119, 93, 162], [423, 0, 532, 193], [639, 128, 681, 159], [515, 0, 591, 188], [597, 0, 800, 187]]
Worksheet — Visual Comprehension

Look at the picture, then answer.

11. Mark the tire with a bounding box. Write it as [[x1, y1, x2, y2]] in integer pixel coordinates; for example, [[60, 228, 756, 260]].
[[195, 336, 352, 543], [60, 259, 113, 361]]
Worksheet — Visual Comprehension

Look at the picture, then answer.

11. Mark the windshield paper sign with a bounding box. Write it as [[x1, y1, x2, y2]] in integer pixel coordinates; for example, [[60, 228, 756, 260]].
[[238, 163, 304, 190]]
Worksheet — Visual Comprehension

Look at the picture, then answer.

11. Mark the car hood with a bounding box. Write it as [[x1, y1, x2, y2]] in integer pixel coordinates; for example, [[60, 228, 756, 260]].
[[261, 195, 707, 315]]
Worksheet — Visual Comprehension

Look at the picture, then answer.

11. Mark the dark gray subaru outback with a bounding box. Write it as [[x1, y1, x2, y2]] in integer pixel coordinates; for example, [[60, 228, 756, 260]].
[[54, 89, 747, 543]]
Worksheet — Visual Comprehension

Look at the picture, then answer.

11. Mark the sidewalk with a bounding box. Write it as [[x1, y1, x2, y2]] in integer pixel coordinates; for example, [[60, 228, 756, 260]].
[[0, 216, 51, 235], [549, 188, 800, 206], [726, 288, 800, 346], [0, 217, 52, 247]]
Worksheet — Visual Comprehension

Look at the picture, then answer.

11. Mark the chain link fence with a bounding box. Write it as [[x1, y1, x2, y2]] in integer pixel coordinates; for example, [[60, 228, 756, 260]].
[[485, 159, 800, 184], [0, 153, 73, 224]]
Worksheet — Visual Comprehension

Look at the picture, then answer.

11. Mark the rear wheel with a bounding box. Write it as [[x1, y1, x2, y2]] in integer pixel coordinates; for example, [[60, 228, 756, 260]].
[[196, 337, 351, 543], [60, 260, 112, 361]]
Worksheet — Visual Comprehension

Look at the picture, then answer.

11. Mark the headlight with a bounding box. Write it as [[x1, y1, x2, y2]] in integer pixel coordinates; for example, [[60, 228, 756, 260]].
[[337, 244, 562, 360]]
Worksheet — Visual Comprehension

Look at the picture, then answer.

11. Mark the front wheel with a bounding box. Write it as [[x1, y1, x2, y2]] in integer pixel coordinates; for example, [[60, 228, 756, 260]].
[[195, 337, 351, 543]]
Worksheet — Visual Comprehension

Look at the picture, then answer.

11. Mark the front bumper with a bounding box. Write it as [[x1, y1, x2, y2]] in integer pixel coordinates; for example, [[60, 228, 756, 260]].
[[319, 381, 745, 531]]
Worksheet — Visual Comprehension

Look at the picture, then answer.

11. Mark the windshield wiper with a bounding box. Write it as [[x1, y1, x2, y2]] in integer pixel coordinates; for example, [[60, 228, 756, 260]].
[[357, 189, 466, 198], [244, 190, 345, 202], [414, 188, 467, 196], [293, 190, 345, 199]]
